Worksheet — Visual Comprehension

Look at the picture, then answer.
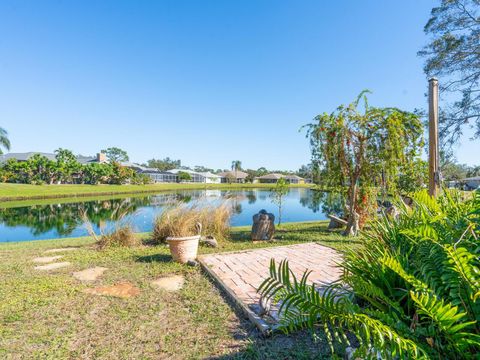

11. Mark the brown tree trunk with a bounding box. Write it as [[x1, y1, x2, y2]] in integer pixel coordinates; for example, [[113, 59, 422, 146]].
[[343, 180, 360, 236], [344, 210, 359, 236]]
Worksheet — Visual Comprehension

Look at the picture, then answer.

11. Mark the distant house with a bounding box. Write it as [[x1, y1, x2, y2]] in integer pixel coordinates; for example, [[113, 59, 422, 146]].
[[200, 171, 222, 184], [118, 162, 152, 172], [255, 173, 305, 184], [139, 169, 178, 183], [255, 173, 284, 183], [0, 152, 108, 165], [460, 176, 480, 190], [283, 175, 305, 184], [218, 170, 249, 183], [140, 169, 223, 184], [169, 169, 221, 184]]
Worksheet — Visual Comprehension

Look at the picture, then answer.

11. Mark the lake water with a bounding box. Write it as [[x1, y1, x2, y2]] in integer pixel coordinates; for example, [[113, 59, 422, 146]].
[[0, 188, 339, 243]]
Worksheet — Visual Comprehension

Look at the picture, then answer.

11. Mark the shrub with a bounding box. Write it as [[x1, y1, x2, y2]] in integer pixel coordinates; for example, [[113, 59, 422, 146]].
[[259, 190, 480, 358], [131, 173, 153, 185], [177, 171, 192, 182], [152, 202, 232, 243], [95, 225, 139, 249]]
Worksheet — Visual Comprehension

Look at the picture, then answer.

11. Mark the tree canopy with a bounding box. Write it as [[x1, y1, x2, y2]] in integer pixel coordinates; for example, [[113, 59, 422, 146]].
[[102, 147, 129, 162], [146, 157, 181, 171], [305, 90, 424, 235], [419, 0, 480, 145], [54, 148, 81, 183], [0, 151, 147, 185]]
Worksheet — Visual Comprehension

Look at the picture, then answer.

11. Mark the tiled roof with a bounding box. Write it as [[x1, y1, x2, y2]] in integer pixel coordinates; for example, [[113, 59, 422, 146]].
[[257, 173, 284, 180]]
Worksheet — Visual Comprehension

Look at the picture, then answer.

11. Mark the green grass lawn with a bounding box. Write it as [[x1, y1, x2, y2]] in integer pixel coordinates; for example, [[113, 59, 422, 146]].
[[0, 221, 359, 359], [0, 183, 313, 202]]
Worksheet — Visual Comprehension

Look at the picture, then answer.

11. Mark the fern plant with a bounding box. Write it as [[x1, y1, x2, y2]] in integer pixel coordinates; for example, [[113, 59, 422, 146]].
[[259, 190, 480, 358]]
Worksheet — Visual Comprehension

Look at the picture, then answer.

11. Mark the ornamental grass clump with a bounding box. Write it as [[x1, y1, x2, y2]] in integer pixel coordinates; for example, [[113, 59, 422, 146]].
[[198, 202, 232, 240], [82, 212, 139, 249], [259, 190, 480, 359], [95, 225, 138, 249], [153, 205, 201, 241], [152, 202, 232, 243]]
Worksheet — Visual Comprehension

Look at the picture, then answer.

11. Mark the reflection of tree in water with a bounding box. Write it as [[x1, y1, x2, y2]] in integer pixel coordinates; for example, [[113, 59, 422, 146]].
[[219, 193, 245, 215], [0, 197, 151, 236], [230, 194, 244, 215], [232, 203, 242, 215], [299, 190, 344, 217], [258, 193, 268, 201], [246, 191, 257, 204], [148, 192, 198, 206]]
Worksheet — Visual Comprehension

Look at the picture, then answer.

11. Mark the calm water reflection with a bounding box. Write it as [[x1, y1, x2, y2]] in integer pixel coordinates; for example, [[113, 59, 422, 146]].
[[0, 188, 339, 242]]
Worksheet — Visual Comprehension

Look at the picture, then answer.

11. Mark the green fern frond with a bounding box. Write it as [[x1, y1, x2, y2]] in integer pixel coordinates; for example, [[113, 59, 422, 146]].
[[410, 291, 479, 351], [258, 190, 480, 358], [381, 254, 429, 293], [259, 259, 428, 358]]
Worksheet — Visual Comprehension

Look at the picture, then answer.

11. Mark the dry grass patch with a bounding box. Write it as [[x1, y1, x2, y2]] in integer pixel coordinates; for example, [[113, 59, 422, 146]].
[[83, 211, 139, 250], [94, 225, 139, 250]]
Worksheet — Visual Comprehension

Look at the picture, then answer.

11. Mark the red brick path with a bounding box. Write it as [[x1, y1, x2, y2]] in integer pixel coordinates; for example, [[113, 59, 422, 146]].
[[200, 243, 342, 307]]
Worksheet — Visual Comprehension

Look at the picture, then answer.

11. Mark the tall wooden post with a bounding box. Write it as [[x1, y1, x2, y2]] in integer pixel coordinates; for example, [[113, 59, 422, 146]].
[[428, 78, 440, 197]]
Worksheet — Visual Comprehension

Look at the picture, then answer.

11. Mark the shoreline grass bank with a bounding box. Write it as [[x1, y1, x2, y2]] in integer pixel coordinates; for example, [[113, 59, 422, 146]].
[[0, 220, 339, 247], [0, 182, 313, 203]]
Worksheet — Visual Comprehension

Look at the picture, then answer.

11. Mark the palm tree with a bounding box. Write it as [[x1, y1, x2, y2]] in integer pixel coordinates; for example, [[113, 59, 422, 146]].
[[231, 160, 242, 183], [0, 127, 11, 154]]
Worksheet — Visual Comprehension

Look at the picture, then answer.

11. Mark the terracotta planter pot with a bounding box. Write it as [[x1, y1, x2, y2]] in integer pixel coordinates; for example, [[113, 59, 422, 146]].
[[166, 235, 200, 264]]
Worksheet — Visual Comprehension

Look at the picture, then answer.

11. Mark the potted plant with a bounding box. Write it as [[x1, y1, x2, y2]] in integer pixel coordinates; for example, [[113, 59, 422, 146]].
[[153, 205, 202, 263], [166, 232, 200, 263]]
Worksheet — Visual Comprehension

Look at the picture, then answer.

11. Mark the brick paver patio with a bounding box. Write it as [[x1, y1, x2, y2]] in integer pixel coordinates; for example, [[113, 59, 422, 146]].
[[199, 243, 343, 333]]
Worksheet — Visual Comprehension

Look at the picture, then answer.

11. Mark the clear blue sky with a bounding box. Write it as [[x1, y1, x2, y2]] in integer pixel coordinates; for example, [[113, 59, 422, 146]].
[[0, 0, 478, 170]]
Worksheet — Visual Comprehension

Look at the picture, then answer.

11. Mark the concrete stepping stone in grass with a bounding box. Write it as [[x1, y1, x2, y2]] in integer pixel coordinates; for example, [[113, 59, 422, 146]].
[[32, 255, 63, 264], [34, 262, 71, 271], [82, 282, 140, 299], [73, 267, 108, 282], [44, 247, 79, 254], [151, 275, 185, 292]]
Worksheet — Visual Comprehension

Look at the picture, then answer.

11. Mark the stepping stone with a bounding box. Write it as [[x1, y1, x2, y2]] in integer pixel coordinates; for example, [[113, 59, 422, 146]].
[[34, 262, 71, 271], [151, 275, 185, 292], [33, 255, 64, 264], [44, 248, 79, 254], [73, 267, 108, 281], [83, 282, 140, 299]]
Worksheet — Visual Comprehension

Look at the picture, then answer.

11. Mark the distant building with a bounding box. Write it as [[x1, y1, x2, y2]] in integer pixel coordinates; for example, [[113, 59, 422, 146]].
[[218, 170, 249, 183], [0, 152, 108, 165], [283, 175, 305, 184], [200, 171, 222, 184], [169, 169, 221, 184], [255, 173, 305, 184], [460, 176, 480, 190], [255, 173, 284, 183], [139, 170, 178, 183]]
